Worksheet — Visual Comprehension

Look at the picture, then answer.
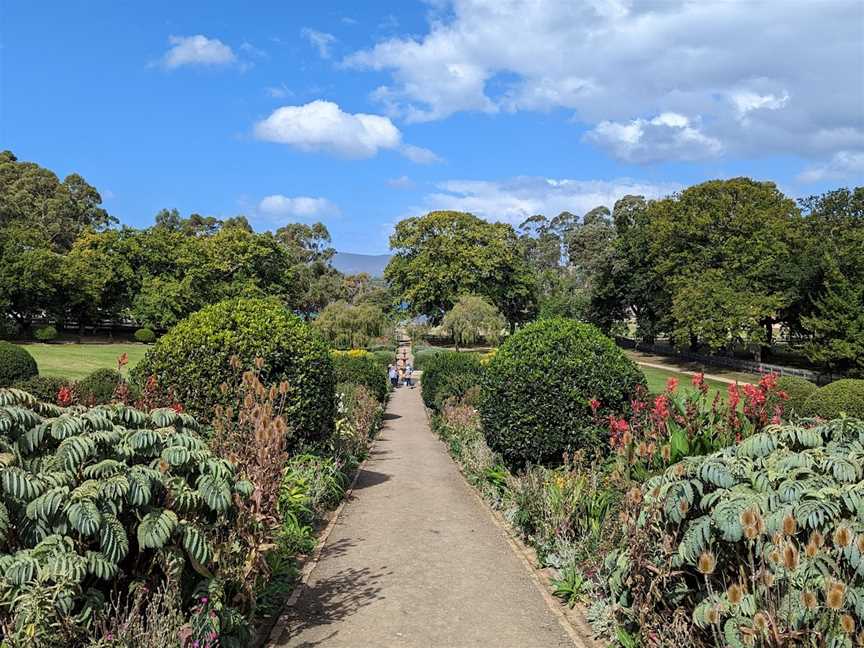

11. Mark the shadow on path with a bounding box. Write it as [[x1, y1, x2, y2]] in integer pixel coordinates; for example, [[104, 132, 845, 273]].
[[281, 565, 390, 647]]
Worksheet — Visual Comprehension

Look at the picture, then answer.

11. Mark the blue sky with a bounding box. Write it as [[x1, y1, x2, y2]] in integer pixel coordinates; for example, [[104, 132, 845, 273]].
[[2, 1, 863, 253]]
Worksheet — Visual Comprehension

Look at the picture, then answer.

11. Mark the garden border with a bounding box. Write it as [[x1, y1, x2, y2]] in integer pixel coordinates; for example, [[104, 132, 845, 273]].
[[421, 404, 603, 648]]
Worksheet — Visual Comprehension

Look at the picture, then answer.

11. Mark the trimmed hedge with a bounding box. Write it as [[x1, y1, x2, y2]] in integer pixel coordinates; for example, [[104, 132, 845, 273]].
[[765, 375, 817, 418], [370, 349, 394, 369], [76, 368, 123, 404], [480, 318, 645, 466], [34, 325, 58, 342], [801, 378, 864, 419], [12, 375, 68, 403], [421, 351, 484, 410], [0, 341, 38, 387], [413, 347, 447, 370], [332, 350, 389, 402], [134, 327, 157, 343], [135, 298, 335, 445]]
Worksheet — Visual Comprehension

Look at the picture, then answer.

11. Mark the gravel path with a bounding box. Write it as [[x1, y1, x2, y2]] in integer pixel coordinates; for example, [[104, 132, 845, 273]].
[[269, 380, 576, 648]]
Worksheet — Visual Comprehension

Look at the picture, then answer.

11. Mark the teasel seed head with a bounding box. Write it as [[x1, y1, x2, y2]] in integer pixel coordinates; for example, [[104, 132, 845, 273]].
[[697, 551, 716, 575]]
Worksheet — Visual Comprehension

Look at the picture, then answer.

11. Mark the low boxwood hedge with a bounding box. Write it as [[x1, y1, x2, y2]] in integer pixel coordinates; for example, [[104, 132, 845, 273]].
[[134, 327, 157, 343], [801, 378, 864, 419], [479, 318, 645, 466], [332, 350, 389, 402], [0, 341, 38, 387], [75, 368, 123, 405], [12, 375, 68, 403]]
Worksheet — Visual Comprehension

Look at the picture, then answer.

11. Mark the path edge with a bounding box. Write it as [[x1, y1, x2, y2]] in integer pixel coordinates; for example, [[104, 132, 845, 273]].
[[421, 406, 603, 648], [260, 441, 373, 647]]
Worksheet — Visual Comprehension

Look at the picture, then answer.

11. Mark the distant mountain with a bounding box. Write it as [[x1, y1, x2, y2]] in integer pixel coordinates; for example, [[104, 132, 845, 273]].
[[332, 252, 392, 277]]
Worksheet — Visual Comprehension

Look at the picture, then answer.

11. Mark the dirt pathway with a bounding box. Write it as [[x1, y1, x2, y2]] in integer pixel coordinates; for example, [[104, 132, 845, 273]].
[[268, 381, 577, 648]]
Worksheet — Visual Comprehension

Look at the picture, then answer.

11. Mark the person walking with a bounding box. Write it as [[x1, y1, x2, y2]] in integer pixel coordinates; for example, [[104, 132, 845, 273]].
[[404, 362, 414, 388], [397, 365, 405, 387], [388, 364, 398, 389]]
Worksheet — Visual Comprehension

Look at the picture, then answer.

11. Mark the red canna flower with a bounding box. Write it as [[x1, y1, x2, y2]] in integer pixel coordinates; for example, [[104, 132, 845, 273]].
[[57, 386, 72, 406], [727, 383, 740, 409], [171, 402, 184, 413], [588, 398, 601, 413], [665, 377, 679, 393], [652, 394, 670, 419]]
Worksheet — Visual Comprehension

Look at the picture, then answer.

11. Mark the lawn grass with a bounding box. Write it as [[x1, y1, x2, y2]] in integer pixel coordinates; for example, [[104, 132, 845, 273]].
[[16, 343, 149, 380], [638, 363, 739, 401]]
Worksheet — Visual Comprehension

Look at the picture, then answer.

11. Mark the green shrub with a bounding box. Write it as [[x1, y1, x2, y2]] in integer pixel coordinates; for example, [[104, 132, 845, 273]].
[[34, 325, 58, 342], [12, 375, 68, 403], [765, 375, 817, 418], [371, 349, 394, 369], [421, 351, 484, 411], [0, 341, 38, 387], [134, 327, 157, 343], [412, 347, 447, 370], [801, 378, 864, 419], [367, 344, 394, 353], [331, 350, 389, 402], [0, 388, 252, 646], [480, 318, 645, 466], [75, 368, 122, 405], [609, 418, 864, 646], [134, 298, 335, 445]]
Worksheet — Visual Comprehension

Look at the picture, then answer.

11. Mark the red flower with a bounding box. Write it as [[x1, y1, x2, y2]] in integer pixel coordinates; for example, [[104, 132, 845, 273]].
[[652, 394, 670, 419], [759, 372, 779, 392], [57, 386, 72, 406], [727, 383, 740, 409], [630, 398, 646, 414], [608, 415, 629, 449], [691, 372, 708, 394], [171, 402, 184, 413], [665, 377, 679, 393], [588, 398, 601, 413]]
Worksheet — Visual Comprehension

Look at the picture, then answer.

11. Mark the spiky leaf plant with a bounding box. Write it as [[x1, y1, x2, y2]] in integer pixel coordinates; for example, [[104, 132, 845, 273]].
[[609, 418, 864, 647], [0, 388, 248, 645]]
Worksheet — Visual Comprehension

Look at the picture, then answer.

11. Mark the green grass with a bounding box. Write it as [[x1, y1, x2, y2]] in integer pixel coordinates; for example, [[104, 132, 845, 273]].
[[638, 364, 734, 401], [16, 343, 148, 380]]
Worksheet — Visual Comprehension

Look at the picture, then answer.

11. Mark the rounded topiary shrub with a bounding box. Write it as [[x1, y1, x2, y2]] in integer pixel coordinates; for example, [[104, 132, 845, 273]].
[[135, 298, 335, 444], [34, 325, 58, 342], [765, 375, 817, 418], [134, 327, 156, 343], [332, 350, 389, 402], [801, 378, 864, 419], [12, 375, 68, 403], [0, 341, 38, 387], [480, 318, 646, 466], [76, 368, 122, 404], [421, 351, 484, 410]]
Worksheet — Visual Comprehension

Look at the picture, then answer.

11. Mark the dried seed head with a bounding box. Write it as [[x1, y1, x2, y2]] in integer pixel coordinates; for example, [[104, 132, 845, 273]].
[[857, 534, 864, 554], [761, 570, 775, 588], [626, 487, 642, 506], [752, 612, 769, 632], [697, 551, 716, 575], [674, 463, 686, 477], [834, 525, 853, 548], [827, 581, 846, 609], [255, 356, 265, 369], [800, 590, 817, 610], [841, 614, 855, 635], [741, 508, 757, 527], [727, 583, 744, 606], [782, 513, 797, 536], [706, 605, 721, 625], [679, 498, 690, 515], [783, 543, 799, 571], [810, 530, 825, 548], [744, 524, 759, 540], [805, 541, 819, 558], [661, 445, 671, 462], [279, 380, 289, 395], [768, 550, 781, 564], [650, 486, 661, 499]]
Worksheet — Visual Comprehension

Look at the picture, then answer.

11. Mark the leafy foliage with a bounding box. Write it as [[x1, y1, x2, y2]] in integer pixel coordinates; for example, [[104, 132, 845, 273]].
[[0, 342, 38, 387], [441, 295, 505, 350], [133, 328, 156, 344], [135, 298, 335, 446], [11, 376, 68, 404], [331, 350, 389, 403], [0, 387, 249, 644], [610, 418, 864, 646], [802, 379, 864, 419], [74, 368, 121, 405], [766, 375, 818, 418], [421, 351, 484, 411], [34, 326, 58, 342], [314, 301, 386, 350], [480, 318, 645, 466]]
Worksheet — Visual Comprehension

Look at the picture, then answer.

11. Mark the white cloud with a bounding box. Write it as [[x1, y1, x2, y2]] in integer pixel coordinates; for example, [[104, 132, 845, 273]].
[[162, 35, 237, 69], [302, 28, 337, 59], [586, 113, 723, 164], [422, 176, 679, 225], [345, 0, 863, 161], [399, 144, 443, 164], [387, 176, 416, 189], [253, 100, 439, 162], [257, 195, 340, 219], [797, 151, 864, 183]]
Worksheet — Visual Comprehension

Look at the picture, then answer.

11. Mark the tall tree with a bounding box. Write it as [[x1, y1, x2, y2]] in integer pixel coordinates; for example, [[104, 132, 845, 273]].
[[386, 211, 536, 325]]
